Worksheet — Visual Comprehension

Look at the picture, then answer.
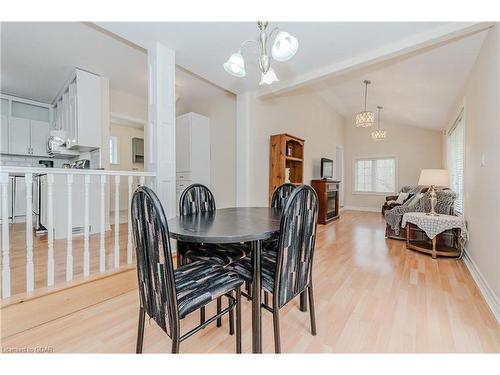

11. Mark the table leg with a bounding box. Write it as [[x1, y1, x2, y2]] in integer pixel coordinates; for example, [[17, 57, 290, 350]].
[[406, 224, 410, 248], [251, 239, 262, 353], [432, 237, 437, 259]]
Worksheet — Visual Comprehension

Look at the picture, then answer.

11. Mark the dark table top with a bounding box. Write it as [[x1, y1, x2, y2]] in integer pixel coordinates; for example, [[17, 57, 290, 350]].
[[167, 207, 281, 244]]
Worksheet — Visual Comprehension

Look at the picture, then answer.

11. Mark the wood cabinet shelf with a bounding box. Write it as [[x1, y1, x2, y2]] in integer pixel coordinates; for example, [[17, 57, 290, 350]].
[[269, 133, 304, 203]]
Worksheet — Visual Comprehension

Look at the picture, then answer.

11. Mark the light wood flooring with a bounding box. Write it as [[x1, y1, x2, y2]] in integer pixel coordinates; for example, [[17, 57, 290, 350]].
[[2, 211, 499, 353]]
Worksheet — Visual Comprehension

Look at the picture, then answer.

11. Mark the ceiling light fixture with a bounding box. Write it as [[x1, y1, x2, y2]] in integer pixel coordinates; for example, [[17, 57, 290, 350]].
[[223, 22, 299, 86], [371, 106, 387, 141], [355, 80, 375, 127]]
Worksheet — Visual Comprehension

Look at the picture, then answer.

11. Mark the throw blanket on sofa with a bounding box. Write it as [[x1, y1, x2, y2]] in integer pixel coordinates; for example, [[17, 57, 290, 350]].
[[385, 190, 457, 235]]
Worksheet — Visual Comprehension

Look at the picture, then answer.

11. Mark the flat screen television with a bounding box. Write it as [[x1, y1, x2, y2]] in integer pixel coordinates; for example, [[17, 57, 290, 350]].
[[321, 158, 334, 179]]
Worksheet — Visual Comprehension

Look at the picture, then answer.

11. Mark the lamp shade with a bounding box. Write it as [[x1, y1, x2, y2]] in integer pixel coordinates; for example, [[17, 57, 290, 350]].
[[418, 169, 449, 187], [259, 67, 279, 85], [223, 52, 246, 77], [272, 31, 299, 62]]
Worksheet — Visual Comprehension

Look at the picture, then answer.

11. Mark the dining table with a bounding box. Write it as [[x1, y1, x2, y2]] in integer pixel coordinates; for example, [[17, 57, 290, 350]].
[[167, 206, 281, 353]]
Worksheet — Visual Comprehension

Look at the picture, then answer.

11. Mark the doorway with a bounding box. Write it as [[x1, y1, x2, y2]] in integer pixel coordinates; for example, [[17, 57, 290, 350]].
[[335, 145, 344, 207]]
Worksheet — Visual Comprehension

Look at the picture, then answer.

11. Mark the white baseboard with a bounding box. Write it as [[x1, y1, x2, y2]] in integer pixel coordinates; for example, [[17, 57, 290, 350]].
[[462, 249, 500, 324], [342, 205, 380, 213]]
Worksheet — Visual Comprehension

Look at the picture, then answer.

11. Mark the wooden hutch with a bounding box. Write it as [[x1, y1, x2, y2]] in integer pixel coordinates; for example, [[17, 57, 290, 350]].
[[269, 133, 304, 202]]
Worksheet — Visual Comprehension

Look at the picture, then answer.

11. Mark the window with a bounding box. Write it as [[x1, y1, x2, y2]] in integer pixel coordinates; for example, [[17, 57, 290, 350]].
[[109, 136, 119, 165], [354, 157, 396, 194], [447, 112, 465, 213]]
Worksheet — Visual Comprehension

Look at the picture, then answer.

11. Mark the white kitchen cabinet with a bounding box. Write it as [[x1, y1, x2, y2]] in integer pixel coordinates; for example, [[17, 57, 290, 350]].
[[1, 115, 8, 153], [30, 120, 50, 156], [175, 112, 211, 207], [54, 69, 102, 151], [9, 117, 31, 155], [8, 117, 50, 157]]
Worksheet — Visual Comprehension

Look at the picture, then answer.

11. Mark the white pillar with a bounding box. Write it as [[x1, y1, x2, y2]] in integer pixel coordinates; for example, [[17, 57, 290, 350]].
[[146, 42, 176, 218], [236, 92, 255, 207]]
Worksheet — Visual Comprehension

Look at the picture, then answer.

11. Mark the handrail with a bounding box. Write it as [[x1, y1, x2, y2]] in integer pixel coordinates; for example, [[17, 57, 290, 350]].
[[0, 166, 156, 177]]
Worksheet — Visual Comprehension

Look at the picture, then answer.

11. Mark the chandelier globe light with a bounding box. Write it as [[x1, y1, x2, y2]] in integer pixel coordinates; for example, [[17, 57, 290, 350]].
[[223, 22, 299, 86], [355, 80, 375, 127], [371, 106, 387, 141]]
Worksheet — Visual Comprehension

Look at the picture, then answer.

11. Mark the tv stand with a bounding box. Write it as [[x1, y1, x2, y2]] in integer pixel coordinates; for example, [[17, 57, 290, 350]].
[[311, 179, 340, 224]]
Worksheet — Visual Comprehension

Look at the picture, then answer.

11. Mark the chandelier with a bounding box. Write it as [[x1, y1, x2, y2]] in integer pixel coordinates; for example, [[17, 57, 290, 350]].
[[371, 106, 387, 141], [223, 22, 299, 86], [355, 80, 375, 127]]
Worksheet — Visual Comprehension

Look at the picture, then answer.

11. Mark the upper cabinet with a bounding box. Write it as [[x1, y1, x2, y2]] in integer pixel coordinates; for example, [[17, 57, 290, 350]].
[[54, 69, 102, 151], [0, 96, 52, 157]]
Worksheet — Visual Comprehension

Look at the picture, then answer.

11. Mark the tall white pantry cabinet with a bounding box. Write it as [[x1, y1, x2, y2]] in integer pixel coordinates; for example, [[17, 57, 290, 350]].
[[175, 112, 211, 204]]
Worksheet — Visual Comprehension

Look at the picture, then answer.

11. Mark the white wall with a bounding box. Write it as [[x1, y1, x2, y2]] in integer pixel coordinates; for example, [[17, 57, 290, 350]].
[[110, 88, 147, 121], [444, 26, 500, 311], [177, 92, 237, 208], [344, 121, 443, 210], [245, 90, 346, 206]]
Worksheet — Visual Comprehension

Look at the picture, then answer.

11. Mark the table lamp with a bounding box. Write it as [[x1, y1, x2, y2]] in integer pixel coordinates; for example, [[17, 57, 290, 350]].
[[418, 169, 449, 216]]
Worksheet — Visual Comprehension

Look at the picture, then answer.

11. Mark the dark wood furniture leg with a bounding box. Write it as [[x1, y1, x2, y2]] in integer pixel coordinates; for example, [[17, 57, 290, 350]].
[[299, 292, 307, 312], [251, 239, 262, 353]]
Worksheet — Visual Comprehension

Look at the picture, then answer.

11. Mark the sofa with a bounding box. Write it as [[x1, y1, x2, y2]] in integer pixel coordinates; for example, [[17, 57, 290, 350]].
[[384, 189, 457, 242], [381, 185, 427, 215]]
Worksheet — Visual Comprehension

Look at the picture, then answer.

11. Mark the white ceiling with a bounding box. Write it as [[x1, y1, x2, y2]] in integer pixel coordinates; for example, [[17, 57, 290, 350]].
[[98, 22, 463, 94], [312, 30, 487, 130], [0, 22, 227, 105]]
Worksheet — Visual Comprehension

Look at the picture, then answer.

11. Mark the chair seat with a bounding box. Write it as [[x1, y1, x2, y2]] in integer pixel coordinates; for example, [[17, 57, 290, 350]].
[[175, 261, 243, 318], [185, 243, 246, 266], [226, 255, 276, 293]]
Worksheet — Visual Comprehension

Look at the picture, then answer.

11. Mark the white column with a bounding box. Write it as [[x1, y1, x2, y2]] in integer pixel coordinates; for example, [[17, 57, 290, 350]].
[[99, 175, 106, 273], [66, 174, 73, 281], [236, 92, 255, 207], [127, 175, 133, 265], [83, 174, 90, 276], [46, 173, 55, 286], [25, 173, 34, 292], [146, 42, 176, 218], [113, 175, 120, 269], [1, 172, 10, 298]]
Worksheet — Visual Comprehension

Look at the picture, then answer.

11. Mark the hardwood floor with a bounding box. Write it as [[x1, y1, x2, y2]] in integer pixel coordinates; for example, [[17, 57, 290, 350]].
[[2, 211, 499, 353]]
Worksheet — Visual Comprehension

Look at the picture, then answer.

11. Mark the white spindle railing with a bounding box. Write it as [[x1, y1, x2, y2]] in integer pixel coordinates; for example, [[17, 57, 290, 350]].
[[47, 173, 55, 287], [66, 174, 73, 281], [25, 173, 34, 292], [0, 166, 154, 299], [99, 174, 106, 273], [83, 175, 90, 277], [114, 175, 120, 269], [1, 172, 10, 298]]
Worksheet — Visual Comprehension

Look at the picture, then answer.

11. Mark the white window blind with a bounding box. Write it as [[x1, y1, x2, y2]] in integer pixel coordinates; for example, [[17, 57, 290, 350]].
[[447, 113, 464, 213], [354, 157, 396, 194], [109, 136, 119, 165]]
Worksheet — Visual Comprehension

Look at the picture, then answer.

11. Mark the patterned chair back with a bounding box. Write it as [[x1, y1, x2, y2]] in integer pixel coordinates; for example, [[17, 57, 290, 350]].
[[274, 185, 319, 308], [179, 184, 216, 216], [131, 186, 178, 338], [271, 183, 296, 211]]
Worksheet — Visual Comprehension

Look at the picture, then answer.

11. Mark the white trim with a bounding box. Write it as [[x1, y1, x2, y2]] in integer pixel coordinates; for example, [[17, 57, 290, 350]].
[[462, 248, 500, 324], [342, 205, 380, 213]]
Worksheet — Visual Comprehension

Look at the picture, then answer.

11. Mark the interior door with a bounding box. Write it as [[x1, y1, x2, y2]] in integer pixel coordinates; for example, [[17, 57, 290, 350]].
[[335, 145, 344, 207], [30, 120, 50, 156], [9, 117, 31, 155]]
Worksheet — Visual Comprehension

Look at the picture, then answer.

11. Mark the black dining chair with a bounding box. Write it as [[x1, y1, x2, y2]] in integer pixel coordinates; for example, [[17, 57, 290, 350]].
[[177, 183, 246, 327], [131, 186, 243, 353], [227, 185, 319, 353]]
